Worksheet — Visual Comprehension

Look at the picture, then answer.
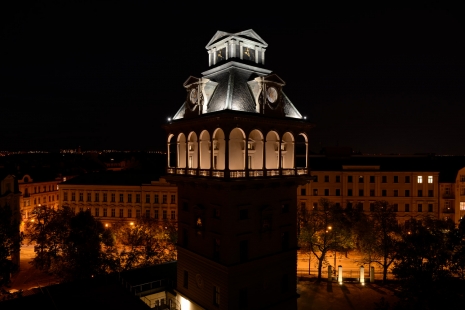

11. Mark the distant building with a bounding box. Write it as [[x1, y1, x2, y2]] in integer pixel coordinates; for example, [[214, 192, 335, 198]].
[[58, 172, 178, 226], [17, 174, 63, 222], [297, 154, 465, 226]]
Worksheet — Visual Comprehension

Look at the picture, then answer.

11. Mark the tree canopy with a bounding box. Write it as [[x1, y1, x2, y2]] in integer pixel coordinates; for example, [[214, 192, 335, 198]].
[[0, 204, 22, 287], [26, 206, 117, 281]]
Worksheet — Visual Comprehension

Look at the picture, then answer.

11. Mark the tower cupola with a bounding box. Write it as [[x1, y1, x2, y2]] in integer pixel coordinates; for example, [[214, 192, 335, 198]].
[[206, 29, 268, 67]]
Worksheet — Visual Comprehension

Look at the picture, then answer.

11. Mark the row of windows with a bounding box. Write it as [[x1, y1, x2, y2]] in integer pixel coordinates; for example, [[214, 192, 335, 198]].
[[64, 192, 176, 204], [28, 185, 58, 194], [33, 195, 59, 204], [314, 175, 434, 184], [302, 189, 434, 197], [77, 207, 176, 219], [306, 201, 434, 212]]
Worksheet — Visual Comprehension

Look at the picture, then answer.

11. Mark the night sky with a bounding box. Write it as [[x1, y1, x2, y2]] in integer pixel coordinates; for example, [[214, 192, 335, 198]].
[[1, 2, 464, 154]]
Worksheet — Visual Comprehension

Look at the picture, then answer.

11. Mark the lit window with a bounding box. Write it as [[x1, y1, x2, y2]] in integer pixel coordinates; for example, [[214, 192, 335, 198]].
[[428, 176, 433, 184], [417, 176, 423, 183], [460, 202, 465, 211]]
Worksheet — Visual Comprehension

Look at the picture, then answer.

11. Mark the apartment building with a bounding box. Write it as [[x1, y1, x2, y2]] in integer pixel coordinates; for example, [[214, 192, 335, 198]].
[[298, 155, 465, 225], [17, 174, 63, 220], [58, 172, 177, 226]]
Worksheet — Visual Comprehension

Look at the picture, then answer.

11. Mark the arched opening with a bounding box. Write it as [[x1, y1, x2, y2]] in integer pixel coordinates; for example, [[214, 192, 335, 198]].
[[265, 131, 280, 169], [282, 132, 295, 169], [212, 129, 225, 170], [167, 134, 176, 168], [229, 128, 246, 170], [296, 133, 308, 168], [199, 130, 211, 169], [177, 133, 187, 168], [248, 129, 264, 170], [187, 132, 199, 169]]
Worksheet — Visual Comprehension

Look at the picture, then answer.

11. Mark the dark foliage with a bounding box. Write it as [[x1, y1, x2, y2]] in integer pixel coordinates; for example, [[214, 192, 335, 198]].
[[0, 204, 21, 287]]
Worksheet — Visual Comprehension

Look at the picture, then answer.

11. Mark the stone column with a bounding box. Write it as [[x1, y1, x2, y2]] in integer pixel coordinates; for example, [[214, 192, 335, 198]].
[[370, 266, 375, 282], [338, 265, 343, 284], [213, 47, 217, 65]]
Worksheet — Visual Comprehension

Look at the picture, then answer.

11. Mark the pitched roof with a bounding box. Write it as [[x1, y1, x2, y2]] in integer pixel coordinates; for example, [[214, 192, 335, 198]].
[[205, 29, 268, 49]]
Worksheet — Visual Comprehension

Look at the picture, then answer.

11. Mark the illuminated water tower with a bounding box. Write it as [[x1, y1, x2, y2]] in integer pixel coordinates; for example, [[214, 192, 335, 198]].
[[165, 29, 313, 310]]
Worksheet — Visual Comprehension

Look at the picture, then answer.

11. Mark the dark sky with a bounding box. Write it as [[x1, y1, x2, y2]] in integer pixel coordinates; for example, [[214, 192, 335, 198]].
[[1, 2, 464, 154]]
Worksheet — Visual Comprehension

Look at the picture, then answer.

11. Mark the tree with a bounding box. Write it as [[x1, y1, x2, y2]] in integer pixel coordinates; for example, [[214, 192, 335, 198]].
[[298, 198, 354, 281], [392, 217, 464, 309], [0, 204, 22, 287], [114, 217, 177, 270], [450, 218, 465, 279], [26, 206, 117, 281], [357, 201, 401, 283]]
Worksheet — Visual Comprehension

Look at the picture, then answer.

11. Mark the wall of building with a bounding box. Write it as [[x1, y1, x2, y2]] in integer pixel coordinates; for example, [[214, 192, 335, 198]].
[[298, 169, 441, 225], [58, 179, 177, 226]]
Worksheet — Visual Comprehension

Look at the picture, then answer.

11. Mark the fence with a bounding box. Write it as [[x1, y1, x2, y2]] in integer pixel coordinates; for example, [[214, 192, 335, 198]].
[[297, 267, 396, 282]]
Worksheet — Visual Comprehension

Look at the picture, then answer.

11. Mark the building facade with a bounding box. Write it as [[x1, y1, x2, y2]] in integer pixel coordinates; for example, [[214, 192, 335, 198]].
[[297, 155, 465, 225], [58, 173, 178, 226], [17, 174, 62, 221]]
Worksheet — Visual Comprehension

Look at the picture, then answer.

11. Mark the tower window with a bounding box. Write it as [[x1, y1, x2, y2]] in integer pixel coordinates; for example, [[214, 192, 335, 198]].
[[240, 209, 248, 220], [181, 227, 188, 248], [281, 274, 289, 293], [240, 240, 248, 262], [183, 271, 189, 289], [281, 231, 289, 251]]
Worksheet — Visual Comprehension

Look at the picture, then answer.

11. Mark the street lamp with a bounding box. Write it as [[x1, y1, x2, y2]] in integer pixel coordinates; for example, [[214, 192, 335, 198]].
[[327, 226, 336, 270]]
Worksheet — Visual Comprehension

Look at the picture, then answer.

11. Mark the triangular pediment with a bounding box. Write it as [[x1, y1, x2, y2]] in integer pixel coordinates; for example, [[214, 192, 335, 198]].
[[235, 29, 267, 45], [206, 29, 268, 49]]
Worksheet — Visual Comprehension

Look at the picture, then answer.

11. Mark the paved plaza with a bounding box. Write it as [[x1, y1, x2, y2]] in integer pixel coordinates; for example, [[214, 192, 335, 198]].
[[298, 279, 398, 310], [8, 243, 58, 292]]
